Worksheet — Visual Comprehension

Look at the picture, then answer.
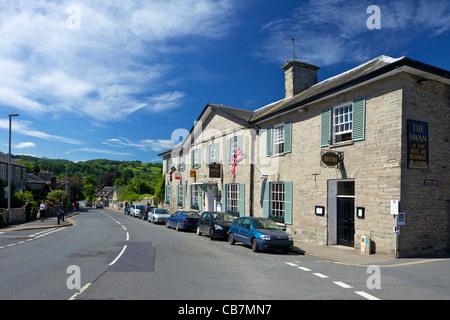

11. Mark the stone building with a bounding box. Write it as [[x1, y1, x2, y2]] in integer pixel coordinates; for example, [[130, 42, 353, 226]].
[[0, 151, 26, 193], [159, 55, 450, 258]]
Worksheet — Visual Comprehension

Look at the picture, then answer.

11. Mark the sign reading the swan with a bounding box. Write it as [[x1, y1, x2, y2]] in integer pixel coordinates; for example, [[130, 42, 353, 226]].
[[407, 120, 428, 169]]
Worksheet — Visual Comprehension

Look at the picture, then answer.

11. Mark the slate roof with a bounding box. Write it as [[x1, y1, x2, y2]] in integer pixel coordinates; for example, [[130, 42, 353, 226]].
[[26, 173, 48, 185], [158, 55, 450, 157], [0, 151, 26, 167]]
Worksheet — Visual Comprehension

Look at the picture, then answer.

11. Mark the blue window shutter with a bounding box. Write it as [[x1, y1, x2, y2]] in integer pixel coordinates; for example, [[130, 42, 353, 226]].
[[168, 185, 172, 206], [239, 183, 245, 217], [263, 181, 269, 218], [284, 121, 292, 153], [176, 186, 179, 206], [352, 97, 366, 142], [320, 108, 331, 147], [189, 185, 192, 208], [213, 143, 219, 164], [225, 138, 231, 163], [182, 185, 185, 207], [266, 127, 272, 157], [191, 150, 194, 169], [284, 181, 293, 225], [197, 148, 201, 168], [222, 184, 226, 213], [223, 184, 228, 213], [237, 135, 244, 151], [206, 145, 210, 166]]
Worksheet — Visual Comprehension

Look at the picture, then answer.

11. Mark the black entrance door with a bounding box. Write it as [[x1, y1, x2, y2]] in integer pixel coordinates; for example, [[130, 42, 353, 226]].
[[337, 197, 355, 247]]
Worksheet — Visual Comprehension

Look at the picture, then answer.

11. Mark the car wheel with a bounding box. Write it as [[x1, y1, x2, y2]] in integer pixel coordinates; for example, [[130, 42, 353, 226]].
[[251, 238, 259, 252], [228, 233, 235, 245], [197, 226, 202, 236]]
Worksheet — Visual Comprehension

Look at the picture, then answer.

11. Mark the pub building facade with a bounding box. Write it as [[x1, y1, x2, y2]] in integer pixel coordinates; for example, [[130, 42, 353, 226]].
[[159, 55, 450, 258]]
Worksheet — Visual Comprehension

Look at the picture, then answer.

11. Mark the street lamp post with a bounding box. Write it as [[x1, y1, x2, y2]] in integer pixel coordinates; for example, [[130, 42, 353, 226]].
[[7, 113, 19, 224]]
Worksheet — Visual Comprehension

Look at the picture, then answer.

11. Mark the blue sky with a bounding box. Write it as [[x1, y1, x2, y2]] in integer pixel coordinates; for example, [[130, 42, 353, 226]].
[[0, 0, 449, 163]]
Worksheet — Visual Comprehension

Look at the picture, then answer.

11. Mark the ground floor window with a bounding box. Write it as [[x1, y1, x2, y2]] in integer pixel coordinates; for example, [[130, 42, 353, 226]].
[[190, 185, 200, 209], [269, 182, 285, 222], [177, 185, 184, 207], [165, 185, 171, 205], [226, 184, 240, 216], [263, 181, 292, 224]]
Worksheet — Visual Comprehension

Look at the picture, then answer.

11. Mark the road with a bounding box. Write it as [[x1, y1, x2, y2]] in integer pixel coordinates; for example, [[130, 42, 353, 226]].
[[1, 206, 449, 305]]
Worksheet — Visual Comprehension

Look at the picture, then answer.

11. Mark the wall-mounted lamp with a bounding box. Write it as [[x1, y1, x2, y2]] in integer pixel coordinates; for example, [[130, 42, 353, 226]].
[[357, 207, 365, 219], [315, 206, 325, 216]]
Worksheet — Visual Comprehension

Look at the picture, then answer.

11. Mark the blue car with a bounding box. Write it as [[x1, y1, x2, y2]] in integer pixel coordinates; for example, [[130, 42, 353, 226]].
[[228, 217, 293, 253], [166, 211, 200, 231]]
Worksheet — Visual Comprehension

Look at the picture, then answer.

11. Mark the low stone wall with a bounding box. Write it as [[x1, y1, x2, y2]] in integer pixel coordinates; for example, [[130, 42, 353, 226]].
[[0, 205, 62, 225]]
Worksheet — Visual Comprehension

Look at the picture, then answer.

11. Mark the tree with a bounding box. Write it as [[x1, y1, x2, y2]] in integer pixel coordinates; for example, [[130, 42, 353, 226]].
[[47, 190, 67, 204], [84, 184, 96, 203], [154, 174, 165, 205]]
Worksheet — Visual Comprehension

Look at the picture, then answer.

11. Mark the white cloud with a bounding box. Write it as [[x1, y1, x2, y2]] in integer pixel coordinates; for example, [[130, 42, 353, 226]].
[[259, 0, 450, 66], [66, 148, 133, 157], [0, 0, 237, 121], [103, 137, 179, 153], [13, 142, 37, 149], [0, 118, 82, 145]]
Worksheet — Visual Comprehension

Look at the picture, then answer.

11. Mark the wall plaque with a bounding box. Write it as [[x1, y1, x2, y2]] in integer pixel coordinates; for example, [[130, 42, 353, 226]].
[[321, 150, 343, 168], [209, 163, 221, 178]]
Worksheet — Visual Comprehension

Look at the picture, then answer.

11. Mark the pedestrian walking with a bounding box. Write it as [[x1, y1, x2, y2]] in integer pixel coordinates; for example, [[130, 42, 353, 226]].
[[39, 200, 47, 222], [24, 200, 33, 222]]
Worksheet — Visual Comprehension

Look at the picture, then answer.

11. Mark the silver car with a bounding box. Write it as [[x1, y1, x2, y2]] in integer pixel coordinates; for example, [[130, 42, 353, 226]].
[[130, 204, 146, 218], [148, 208, 171, 224]]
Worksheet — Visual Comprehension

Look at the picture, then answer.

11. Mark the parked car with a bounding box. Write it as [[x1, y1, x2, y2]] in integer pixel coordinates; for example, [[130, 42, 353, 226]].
[[197, 211, 235, 240], [228, 217, 293, 253], [166, 211, 200, 231], [130, 204, 146, 218], [139, 206, 155, 220], [96, 203, 103, 209], [85, 201, 92, 207], [148, 208, 171, 224]]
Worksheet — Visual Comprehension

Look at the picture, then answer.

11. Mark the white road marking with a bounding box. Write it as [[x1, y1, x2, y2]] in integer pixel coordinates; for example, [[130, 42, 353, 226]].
[[333, 281, 353, 289], [355, 291, 381, 300], [69, 283, 92, 300], [297, 266, 311, 271], [109, 245, 127, 266], [313, 272, 329, 279], [285, 262, 298, 267]]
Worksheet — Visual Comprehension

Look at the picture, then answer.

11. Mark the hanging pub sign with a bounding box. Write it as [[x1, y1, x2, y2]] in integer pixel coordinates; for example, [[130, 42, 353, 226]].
[[209, 162, 221, 178], [407, 120, 428, 169], [321, 150, 343, 168]]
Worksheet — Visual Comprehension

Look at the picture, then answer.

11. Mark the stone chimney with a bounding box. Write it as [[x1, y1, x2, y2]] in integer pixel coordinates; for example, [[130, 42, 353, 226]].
[[281, 60, 320, 99]]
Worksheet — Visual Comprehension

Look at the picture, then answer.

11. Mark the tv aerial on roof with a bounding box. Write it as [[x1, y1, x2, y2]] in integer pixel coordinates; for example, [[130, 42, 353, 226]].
[[284, 37, 307, 62]]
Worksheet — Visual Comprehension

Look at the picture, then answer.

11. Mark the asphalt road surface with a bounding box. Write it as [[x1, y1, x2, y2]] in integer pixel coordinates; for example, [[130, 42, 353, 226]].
[[1, 206, 449, 304]]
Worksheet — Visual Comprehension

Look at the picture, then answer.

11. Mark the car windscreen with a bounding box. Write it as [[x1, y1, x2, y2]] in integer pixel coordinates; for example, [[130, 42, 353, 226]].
[[155, 209, 170, 214], [252, 219, 281, 230], [212, 213, 234, 222], [183, 212, 199, 218]]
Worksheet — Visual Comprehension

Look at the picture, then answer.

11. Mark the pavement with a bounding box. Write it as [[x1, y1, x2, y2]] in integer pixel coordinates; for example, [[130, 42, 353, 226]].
[[1, 211, 78, 232], [2, 208, 447, 267]]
